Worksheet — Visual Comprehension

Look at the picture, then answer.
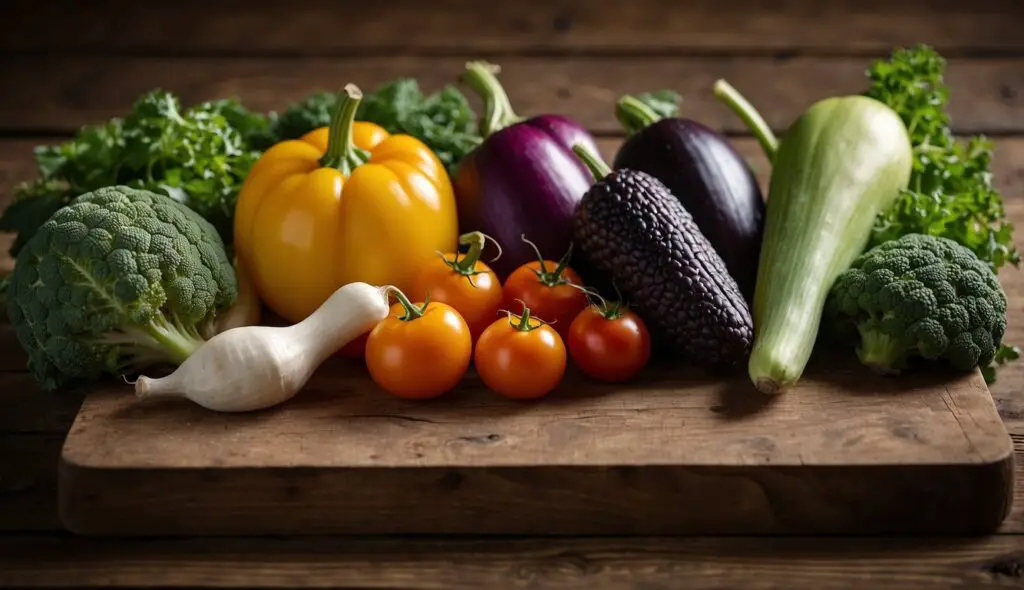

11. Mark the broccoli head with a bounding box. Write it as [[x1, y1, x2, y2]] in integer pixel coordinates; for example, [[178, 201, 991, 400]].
[[7, 186, 237, 390], [826, 233, 1007, 375]]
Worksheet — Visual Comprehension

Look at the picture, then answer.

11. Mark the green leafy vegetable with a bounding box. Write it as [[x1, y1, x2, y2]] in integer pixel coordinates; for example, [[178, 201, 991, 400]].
[[0, 90, 270, 256], [864, 44, 1020, 382], [827, 233, 1007, 376], [865, 45, 1019, 270], [268, 79, 481, 174]]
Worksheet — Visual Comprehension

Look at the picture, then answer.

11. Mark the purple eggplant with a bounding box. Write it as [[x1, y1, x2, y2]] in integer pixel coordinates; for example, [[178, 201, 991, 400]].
[[453, 61, 600, 279], [612, 94, 765, 301]]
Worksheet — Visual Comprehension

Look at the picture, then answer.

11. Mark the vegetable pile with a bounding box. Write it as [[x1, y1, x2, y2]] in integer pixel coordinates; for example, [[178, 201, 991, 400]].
[[1, 45, 1017, 413]]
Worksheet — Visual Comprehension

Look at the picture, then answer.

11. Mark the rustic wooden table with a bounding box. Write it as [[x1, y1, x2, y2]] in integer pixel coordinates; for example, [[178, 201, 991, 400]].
[[2, 1, 1024, 587]]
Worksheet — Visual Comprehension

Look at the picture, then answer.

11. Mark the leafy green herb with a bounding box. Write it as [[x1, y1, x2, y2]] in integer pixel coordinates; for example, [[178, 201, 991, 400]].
[[865, 45, 1019, 270], [0, 90, 269, 255], [268, 79, 481, 175], [864, 44, 1020, 382]]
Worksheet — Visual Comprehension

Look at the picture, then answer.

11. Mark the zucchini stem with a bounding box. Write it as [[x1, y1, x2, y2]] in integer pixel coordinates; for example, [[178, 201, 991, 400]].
[[712, 79, 779, 163]]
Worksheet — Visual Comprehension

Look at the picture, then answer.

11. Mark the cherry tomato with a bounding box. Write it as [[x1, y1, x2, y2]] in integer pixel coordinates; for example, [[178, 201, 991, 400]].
[[474, 308, 567, 400], [412, 232, 503, 342], [502, 239, 587, 339], [568, 304, 651, 382], [365, 292, 472, 400]]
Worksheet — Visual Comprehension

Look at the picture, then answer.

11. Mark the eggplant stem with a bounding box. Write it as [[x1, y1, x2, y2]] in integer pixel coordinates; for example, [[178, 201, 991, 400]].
[[616, 95, 663, 136], [712, 79, 779, 163], [461, 61, 521, 137], [572, 143, 612, 181]]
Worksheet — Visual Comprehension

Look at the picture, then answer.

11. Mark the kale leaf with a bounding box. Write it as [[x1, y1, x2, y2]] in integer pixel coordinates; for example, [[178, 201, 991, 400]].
[[268, 79, 481, 175]]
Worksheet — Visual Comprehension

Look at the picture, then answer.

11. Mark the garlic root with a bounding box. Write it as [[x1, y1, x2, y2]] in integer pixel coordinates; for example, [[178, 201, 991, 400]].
[[134, 282, 392, 412]]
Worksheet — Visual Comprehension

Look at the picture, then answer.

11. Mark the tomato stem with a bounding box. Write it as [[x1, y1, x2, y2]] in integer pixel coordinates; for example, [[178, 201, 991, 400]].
[[516, 307, 534, 331], [520, 234, 575, 288], [386, 286, 428, 321], [568, 283, 627, 320]]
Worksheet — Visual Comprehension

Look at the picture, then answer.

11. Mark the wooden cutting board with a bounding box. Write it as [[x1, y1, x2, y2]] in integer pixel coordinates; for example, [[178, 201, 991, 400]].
[[57, 353, 1015, 536]]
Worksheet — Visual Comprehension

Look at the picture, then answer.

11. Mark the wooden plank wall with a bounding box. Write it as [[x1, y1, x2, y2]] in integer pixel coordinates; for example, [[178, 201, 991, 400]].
[[1, 0, 1024, 586]]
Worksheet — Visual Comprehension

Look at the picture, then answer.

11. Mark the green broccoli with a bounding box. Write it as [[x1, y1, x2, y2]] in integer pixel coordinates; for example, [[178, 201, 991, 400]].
[[6, 186, 237, 390], [826, 233, 1007, 375]]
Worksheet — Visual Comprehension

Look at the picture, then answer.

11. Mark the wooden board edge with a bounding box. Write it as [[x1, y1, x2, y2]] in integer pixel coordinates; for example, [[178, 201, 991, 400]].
[[57, 460, 1018, 537]]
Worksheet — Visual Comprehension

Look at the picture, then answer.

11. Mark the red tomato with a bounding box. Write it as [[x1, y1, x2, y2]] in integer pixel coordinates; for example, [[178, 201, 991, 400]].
[[412, 246, 503, 343], [365, 295, 472, 400], [502, 240, 588, 339], [474, 308, 567, 400], [568, 304, 651, 382]]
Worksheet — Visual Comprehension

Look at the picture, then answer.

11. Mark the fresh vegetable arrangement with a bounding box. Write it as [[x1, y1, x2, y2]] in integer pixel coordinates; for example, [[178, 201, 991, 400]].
[[1, 44, 1016, 413]]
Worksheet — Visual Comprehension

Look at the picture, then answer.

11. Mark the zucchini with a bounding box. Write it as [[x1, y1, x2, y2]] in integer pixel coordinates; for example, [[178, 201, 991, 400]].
[[714, 80, 913, 394]]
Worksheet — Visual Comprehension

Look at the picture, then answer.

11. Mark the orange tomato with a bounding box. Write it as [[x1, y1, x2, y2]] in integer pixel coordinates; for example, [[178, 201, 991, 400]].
[[365, 294, 472, 400], [474, 308, 567, 400], [411, 232, 503, 342], [502, 240, 587, 340], [568, 304, 651, 382]]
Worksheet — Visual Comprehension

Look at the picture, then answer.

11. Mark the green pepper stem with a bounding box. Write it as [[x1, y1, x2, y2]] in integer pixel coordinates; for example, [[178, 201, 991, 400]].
[[712, 79, 778, 163], [572, 143, 612, 181], [616, 95, 663, 136], [461, 61, 521, 137], [319, 83, 371, 174]]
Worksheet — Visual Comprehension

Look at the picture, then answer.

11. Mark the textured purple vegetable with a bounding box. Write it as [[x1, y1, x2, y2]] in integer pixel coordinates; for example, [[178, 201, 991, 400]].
[[453, 61, 600, 279], [612, 95, 765, 301]]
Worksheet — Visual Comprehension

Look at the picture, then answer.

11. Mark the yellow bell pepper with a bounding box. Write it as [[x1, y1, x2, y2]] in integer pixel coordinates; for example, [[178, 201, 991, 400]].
[[234, 83, 459, 322]]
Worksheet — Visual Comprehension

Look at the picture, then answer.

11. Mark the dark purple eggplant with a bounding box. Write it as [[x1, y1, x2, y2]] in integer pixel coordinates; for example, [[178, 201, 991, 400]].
[[612, 95, 764, 301], [453, 61, 600, 279]]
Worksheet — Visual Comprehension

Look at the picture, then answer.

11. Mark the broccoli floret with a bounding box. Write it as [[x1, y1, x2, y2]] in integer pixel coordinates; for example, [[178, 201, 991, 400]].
[[7, 186, 237, 390], [826, 233, 1007, 374]]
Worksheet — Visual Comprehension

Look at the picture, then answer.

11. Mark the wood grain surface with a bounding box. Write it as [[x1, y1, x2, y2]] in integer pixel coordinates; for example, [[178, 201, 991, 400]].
[[3, 0, 1022, 57], [1, 56, 1022, 135], [0, 534, 1022, 589], [57, 351, 1013, 536]]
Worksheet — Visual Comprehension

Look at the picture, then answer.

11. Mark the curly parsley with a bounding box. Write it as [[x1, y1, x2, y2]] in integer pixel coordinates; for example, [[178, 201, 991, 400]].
[[0, 90, 269, 254]]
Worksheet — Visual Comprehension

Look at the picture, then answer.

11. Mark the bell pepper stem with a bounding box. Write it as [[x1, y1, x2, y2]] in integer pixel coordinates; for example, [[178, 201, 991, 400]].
[[712, 79, 778, 163], [572, 143, 613, 181], [320, 83, 371, 174], [461, 61, 522, 137], [616, 95, 663, 136]]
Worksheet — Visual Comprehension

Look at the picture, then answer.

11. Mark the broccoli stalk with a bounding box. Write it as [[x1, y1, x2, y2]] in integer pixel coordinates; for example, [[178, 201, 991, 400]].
[[855, 320, 914, 375], [95, 313, 206, 372], [827, 233, 1008, 376], [6, 186, 238, 390]]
